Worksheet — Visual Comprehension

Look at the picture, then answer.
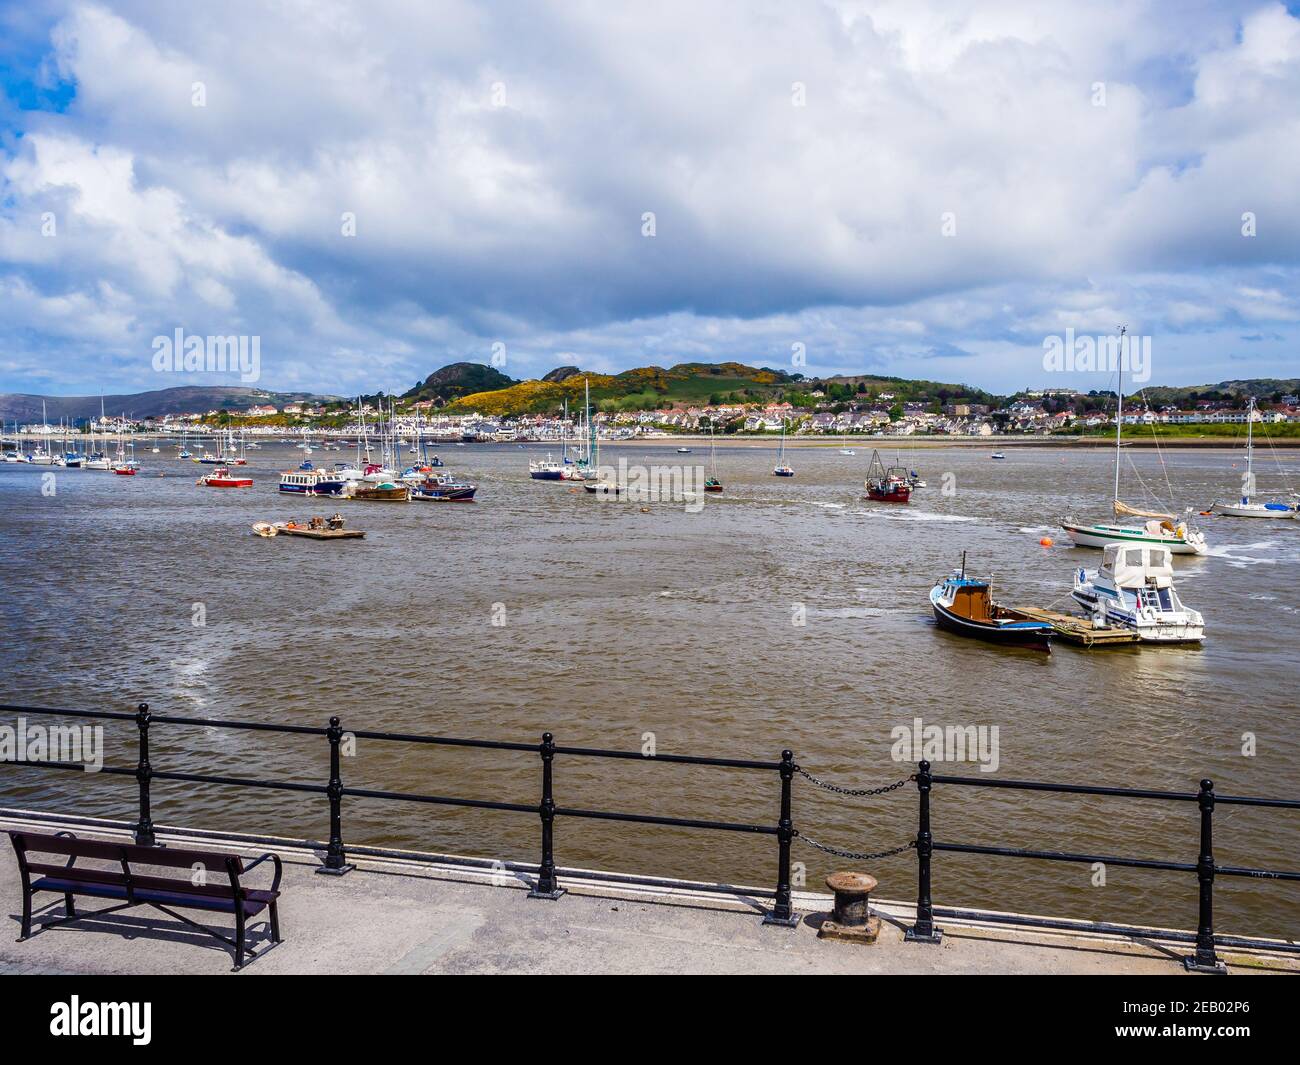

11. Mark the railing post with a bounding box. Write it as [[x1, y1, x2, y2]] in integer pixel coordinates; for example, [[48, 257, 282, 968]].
[[906, 759, 942, 943], [529, 731, 564, 899], [1185, 778, 1225, 973], [764, 749, 800, 927], [317, 716, 353, 876], [133, 702, 156, 846]]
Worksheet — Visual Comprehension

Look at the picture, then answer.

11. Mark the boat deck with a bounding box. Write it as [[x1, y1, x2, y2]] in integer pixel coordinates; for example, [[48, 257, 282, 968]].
[[1009, 606, 1140, 647], [277, 526, 365, 539]]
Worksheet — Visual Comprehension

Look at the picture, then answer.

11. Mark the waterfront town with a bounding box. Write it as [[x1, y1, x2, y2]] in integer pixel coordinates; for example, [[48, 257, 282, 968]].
[[8, 385, 1300, 444]]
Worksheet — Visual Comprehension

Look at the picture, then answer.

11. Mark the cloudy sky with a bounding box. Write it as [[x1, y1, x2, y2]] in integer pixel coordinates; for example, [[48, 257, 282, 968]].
[[1, 0, 1298, 397]]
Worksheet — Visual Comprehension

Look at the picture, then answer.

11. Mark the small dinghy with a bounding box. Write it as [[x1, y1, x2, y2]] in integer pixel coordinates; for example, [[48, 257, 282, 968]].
[[930, 554, 1054, 653]]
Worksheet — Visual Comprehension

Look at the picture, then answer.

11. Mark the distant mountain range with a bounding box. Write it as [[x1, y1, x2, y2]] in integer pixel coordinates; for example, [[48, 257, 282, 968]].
[[0, 386, 338, 424], [4, 369, 1295, 424]]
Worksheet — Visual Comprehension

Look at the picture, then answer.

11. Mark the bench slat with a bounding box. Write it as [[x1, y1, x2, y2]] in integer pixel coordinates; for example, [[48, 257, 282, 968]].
[[10, 830, 245, 874], [30, 877, 272, 916]]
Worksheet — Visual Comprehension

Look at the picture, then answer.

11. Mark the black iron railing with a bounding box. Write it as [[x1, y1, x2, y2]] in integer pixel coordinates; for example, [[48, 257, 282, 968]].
[[0, 703, 800, 924], [2, 704, 1298, 971], [906, 760, 1300, 972]]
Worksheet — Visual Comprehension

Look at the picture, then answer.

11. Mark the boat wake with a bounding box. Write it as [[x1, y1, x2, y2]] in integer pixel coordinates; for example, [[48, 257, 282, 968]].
[[1203, 540, 1295, 568], [861, 509, 977, 523], [808, 501, 846, 510]]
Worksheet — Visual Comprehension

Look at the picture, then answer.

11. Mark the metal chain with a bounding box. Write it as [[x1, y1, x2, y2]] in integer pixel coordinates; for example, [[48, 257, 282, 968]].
[[794, 832, 915, 861], [794, 766, 914, 797]]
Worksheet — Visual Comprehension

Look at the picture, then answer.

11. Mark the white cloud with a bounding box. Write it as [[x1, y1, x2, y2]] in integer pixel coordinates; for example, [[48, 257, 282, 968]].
[[1, 0, 1298, 393]]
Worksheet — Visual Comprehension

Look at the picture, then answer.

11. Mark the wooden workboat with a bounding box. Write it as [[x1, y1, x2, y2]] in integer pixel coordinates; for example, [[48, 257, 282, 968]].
[[346, 481, 410, 502], [929, 555, 1053, 653], [252, 515, 364, 539]]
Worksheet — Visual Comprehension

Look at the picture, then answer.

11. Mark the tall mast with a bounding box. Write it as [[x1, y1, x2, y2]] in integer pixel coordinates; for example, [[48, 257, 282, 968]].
[[1113, 325, 1125, 504], [1246, 395, 1255, 500]]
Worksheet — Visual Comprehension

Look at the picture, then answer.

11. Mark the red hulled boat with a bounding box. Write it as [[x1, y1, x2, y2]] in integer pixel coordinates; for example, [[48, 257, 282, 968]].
[[864, 449, 911, 503], [196, 466, 254, 488]]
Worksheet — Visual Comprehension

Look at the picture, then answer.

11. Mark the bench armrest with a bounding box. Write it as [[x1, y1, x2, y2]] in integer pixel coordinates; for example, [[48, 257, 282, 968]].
[[241, 852, 283, 893], [54, 830, 79, 870]]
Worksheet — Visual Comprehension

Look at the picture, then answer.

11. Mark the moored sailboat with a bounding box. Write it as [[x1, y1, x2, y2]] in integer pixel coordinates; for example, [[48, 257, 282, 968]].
[[1061, 327, 1207, 555], [1211, 397, 1298, 518], [704, 418, 723, 492], [773, 419, 794, 476]]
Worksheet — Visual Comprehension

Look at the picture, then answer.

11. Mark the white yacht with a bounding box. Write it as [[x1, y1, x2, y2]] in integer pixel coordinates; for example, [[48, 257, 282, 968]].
[[1071, 543, 1205, 643], [1211, 398, 1297, 518], [1062, 327, 1209, 554]]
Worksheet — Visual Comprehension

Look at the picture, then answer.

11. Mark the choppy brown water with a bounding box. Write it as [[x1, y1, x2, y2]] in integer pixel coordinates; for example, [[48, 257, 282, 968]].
[[2, 441, 1298, 938]]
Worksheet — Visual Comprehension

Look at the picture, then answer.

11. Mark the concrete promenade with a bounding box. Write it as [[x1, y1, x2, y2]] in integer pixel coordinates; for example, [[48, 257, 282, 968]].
[[1, 811, 1295, 975]]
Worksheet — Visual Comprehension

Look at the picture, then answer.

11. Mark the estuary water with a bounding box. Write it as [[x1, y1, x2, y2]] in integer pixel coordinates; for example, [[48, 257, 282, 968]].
[[1, 441, 1297, 938]]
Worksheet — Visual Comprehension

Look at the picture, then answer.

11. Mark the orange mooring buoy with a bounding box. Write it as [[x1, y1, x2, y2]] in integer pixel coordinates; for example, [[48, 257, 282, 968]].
[[1039, 536, 1054, 547]]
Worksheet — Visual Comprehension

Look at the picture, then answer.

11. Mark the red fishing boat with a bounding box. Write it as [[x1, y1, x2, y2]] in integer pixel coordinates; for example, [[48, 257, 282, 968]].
[[864, 450, 911, 503], [112, 464, 137, 476], [196, 466, 254, 488]]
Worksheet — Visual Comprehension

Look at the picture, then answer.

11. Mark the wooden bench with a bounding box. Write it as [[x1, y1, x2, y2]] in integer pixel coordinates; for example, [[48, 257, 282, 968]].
[[8, 830, 283, 970]]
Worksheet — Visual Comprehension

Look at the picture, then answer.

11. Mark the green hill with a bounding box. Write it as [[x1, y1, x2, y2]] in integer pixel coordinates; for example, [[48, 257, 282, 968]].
[[442, 362, 799, 416], [402, 362, 518, 404]]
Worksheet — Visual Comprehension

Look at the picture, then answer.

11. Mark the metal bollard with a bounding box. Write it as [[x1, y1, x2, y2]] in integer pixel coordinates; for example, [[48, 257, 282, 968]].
[[818, 872, 881, 943]]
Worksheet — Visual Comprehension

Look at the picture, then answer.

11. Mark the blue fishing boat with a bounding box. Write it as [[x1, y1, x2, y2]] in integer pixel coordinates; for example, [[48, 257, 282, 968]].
[[930, 554, 1053, 653]]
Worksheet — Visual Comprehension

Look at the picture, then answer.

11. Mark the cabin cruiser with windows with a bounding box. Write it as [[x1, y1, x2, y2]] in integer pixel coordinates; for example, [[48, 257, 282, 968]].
[[1070, 544, 1204, 643]]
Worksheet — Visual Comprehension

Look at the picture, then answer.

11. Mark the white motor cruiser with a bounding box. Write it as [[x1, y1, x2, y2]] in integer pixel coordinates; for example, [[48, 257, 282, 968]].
[[1071, 543, 1205, 643]]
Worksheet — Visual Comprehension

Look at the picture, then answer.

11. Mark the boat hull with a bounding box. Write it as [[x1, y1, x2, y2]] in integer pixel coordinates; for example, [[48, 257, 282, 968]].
[[1069, 588, 1205, 643], [866, 484, 911, 503], [1061, 522, 1206, 555], [412, 486, 476, 501], [1211, 502, 1296, 518], [930, 598, 1052, 653]]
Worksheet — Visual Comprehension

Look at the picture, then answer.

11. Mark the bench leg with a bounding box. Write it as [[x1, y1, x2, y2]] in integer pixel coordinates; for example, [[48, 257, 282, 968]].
[[64, 893, 75, 918], [19, 890, 31, 941], [269, 901, 281, 943], [234, 909, 246, 970]]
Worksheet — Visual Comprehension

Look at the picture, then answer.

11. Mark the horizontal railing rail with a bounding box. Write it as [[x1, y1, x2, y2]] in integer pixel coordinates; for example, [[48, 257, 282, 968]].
[[908, 761, 1300, 972], [2, 704, 1298, 970], [0, 702, 801, 923]]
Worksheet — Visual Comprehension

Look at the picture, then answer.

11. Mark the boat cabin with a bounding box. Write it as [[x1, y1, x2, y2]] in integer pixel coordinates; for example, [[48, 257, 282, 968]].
[[939, 577, 993, 621], [1100, 544, 1174, 588], [1099, 544, 1178, 612]]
